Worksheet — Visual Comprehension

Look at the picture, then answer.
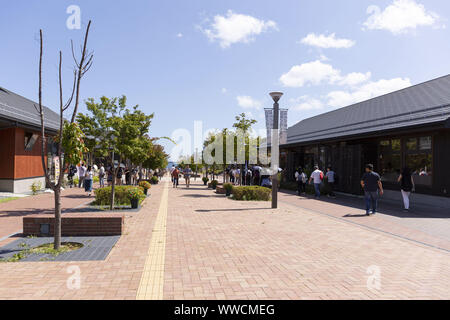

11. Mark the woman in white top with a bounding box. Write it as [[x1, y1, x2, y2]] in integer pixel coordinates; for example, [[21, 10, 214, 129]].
[[84, 165, 94, 196]]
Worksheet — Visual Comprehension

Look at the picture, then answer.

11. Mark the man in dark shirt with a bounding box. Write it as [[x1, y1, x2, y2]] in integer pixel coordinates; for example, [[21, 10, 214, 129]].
[[360, 164, 384, 216]]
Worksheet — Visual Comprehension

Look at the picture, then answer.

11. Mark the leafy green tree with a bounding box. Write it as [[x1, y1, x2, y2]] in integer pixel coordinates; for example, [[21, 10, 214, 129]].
[[143, 144, 169, 171], [78, 96, 154, 209]]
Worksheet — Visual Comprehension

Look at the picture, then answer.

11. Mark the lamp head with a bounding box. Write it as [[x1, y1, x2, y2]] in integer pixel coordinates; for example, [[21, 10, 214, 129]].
[[269, 92, 284, 103]]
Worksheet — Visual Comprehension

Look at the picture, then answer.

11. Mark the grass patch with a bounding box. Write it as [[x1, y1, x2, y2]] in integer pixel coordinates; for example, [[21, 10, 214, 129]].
[[0, 197, 20, 204], [0, 242, 83, 263]]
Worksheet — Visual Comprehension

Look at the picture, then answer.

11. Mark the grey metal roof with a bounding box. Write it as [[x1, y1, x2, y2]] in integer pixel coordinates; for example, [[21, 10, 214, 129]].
[[286, 74, 450, 146], [0, 87, 60, 131]]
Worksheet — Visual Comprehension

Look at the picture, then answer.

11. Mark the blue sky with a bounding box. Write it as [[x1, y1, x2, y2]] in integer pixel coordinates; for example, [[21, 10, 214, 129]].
[[1, 0, 450, 159]]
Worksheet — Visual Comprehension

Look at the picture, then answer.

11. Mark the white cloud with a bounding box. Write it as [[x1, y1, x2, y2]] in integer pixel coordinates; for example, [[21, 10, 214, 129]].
[[244, 111, 254, 119], [280, 61, 372, 88], [280, 60, 341, 87], [177, 33, 183, 38], [319, 54, 330, 62], [363, 0, 439, 35], [290, 96, 324, 111], [221, 88, 227, 94], [237, 96, 262, 110], [201, 10, 278, 48], [327, 77, 412, 107], [301, 33, 355, 49], [339, 72, 372, 86]]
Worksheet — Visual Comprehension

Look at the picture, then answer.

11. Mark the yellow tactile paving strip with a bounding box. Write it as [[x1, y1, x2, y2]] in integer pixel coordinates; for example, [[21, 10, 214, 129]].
[[136, 181, 169, 300]]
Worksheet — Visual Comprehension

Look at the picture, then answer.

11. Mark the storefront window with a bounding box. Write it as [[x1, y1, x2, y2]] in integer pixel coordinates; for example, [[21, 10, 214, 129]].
[[406, 136, 432, 186], [379, 139, 401, 182], [406, 138, 417, 151]]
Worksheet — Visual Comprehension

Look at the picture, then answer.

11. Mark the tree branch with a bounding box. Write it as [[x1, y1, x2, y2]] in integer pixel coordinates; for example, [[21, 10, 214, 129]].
[[71, 20, 93, 123], [38, 29, 53, 190]]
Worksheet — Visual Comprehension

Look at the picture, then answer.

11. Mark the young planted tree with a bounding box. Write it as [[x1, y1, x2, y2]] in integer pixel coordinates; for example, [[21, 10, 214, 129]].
[[36, 21, 93, 250], [233, 113, 257, 185]]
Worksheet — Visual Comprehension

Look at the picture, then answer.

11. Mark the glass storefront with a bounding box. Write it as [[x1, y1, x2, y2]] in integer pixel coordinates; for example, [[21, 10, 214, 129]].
[[379, 139, 401, 182], [406, 136, 433, 186], [379, 135, 433, 186]]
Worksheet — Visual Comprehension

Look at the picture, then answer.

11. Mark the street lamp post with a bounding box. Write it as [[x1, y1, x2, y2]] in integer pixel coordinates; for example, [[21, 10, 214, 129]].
[[270, 92, 283, 209]]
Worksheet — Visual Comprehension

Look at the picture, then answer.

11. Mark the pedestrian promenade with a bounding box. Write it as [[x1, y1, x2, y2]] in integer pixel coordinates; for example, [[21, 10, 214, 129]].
[[0, 178, 448, 299]]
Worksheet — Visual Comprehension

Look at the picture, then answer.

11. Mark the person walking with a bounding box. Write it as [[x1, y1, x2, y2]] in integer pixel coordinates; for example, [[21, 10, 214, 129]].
[[295, 168, 307, 195], [398, 167, 415, 212], [235, 168, 241, 185], [68, 164, 77, 188], [309, 166, 324, 199], [131, 167, 138, 186], [184, 166, 193, 188], [325, 166, 336, 198], [253, 167, 261, 186], [78, 162, 87, 188], [116, 166, 123, 186], [170, 165, 176, 183], [107, 165, 113, 186], [98, 163, 105, 188], [245, 169, 252, 186], [172, 167, 180, 188], [361, 164, 384, 216], [84, 165, 94, 196]]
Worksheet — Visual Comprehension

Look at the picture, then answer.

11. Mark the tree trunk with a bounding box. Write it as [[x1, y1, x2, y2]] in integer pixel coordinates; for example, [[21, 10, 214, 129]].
[[110, 176, 115, 211], [110, 152, 116, 211], [223, 164, 226, 184], [54, 188, 62, 250]]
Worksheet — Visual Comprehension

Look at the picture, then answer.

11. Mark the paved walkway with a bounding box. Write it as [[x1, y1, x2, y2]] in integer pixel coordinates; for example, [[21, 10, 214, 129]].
[[0, 178, 448, 299]]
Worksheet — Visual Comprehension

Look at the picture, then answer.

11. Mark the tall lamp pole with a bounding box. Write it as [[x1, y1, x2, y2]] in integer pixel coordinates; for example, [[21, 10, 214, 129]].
[[270, 92, 283, 209]]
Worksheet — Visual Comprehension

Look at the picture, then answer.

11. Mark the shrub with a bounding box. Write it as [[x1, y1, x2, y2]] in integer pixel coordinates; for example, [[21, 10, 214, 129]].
[[150, 176, 159, 184], [30, 181, 42, 195], [232, 186, 271, 201], [223, 183, 233, 193], [93, 186, 145, 206], [93, 176, 100, 183], [139, 181, 152, 191], [73, 177, 79, 186], [210, 180, 219, 189], [202, 177, 209, 183]]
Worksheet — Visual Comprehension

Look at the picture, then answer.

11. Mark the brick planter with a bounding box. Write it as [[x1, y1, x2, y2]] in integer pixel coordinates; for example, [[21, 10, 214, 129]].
[[23, 214, 123, 237], [216, 187, 226, 194]]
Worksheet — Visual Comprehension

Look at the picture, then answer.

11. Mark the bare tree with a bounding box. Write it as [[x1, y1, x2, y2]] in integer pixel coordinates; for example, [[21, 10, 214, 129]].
[[35, 21, 93, 250]]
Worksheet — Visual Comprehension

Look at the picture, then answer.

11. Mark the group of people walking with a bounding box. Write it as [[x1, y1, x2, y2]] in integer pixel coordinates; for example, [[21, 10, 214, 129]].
[[295, 164, 416, 215], [170, 165, 193, 188], [361, 164, 415, 215], [294, 166, 336, 199], [226, 166, 262, 186], [67, 162, 95, 196], [67, 161, 149, 197]]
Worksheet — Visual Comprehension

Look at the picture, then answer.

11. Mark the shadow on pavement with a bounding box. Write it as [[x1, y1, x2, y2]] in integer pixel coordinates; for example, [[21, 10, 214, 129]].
[[280, 189, 450, 219], [182, 194, 224, 199], [196, 208, 273, 213]]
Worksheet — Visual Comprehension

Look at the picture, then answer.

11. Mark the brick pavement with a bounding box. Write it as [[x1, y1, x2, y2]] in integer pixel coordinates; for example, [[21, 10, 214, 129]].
[[162, 180, 450, 300], [0, 183, 163, 299], [0, 178, 448, 299]]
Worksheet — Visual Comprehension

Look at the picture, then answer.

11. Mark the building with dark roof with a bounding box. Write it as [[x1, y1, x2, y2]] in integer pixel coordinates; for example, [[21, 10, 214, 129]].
[[280, 74, 450, 204], [0, 87, 59, 193]]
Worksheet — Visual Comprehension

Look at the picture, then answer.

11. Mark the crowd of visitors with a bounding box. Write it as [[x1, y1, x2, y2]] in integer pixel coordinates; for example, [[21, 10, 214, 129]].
[[66, 161, 155, 197], [294, 163, 415, 214]]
